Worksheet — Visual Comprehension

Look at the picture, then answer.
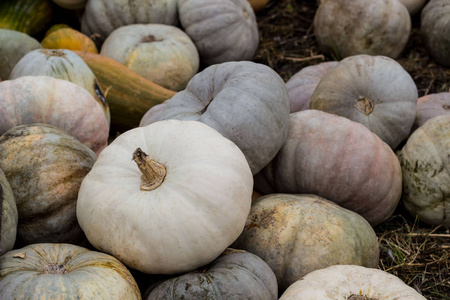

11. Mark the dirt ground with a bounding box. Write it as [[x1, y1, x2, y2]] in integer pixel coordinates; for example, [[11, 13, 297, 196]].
[[253, 1, 449, 298]]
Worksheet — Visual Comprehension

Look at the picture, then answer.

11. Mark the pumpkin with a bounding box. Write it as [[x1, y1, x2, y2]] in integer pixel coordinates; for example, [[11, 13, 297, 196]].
[[285, 61, 338, 113], [0, 243, 141, 299], [10, 49, 110, 125], [310, 54, 418, 149], [74, 51, 177, 132], [81, 0, 178, 46], [178, 0, 259, 66], [414, 92, 450, 130], [100, 24, 199, 92], [421, 0, 450, 67], [314, 0, 411, 59], [248, 0, 271, 12], [0, 0, 55, 35], [139, 102, 168, 127], [398, 0, 428, 15], [0, 29, 42, 81], [144, 248, 278, 300], [232, 194, 380, 293], [41, 27, 98, 53], [51, 0, 87, 10], [0, 76, 109, 155], [0, 167, 18, 256], [76, 120, 253, 274], [279, 265, 427, 300], [254, 110, 402, 226], [44, 23, 70, 37], [398, 114, 450, 226], [140, 61, 290, 175], [0, 123, 97, 246]]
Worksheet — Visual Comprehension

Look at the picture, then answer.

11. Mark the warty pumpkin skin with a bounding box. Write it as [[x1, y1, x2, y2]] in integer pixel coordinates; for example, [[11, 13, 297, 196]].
[[310, 54, 418, 149], [314, 0, 411, 59], [0, 167, 18, 256], [0, 243, 142, 300], [254, 110, 402, 226], [178, 0, 259, 66], [100, 24, 199, 92], [10, 49, 110, 125], [76, 120, 253, 275], [0, 75, 109, 155], [81, 0, 178, 46], [398, 114, 450, 226], [421, 0, 450, 67], [279, 265, 426, 300], [141, 61, 290, 175], [0, 29, 42, 81], [232, 194, 380, 293], [0, 123, 97, 246], [144, 248, 278, 300]]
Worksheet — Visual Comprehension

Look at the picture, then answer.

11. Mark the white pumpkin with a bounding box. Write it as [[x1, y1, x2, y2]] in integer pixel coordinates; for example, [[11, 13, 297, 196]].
[[279, 265, 426, 299], [76, 120, 253, 274]]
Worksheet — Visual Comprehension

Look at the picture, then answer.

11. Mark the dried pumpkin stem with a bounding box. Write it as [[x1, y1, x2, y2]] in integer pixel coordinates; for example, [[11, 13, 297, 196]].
[[44, 264, 67, 275], [354, 96, 374, 115], [132, 148, 166, 191]]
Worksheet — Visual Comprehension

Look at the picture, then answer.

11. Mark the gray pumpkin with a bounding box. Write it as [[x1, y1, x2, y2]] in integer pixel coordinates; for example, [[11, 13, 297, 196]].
[[144, 248, 278, 300], [0, 167, 18, 256], [141, 61, 290, 175]]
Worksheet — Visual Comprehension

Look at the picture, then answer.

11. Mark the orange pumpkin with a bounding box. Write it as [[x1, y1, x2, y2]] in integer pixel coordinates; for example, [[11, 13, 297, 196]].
[[41, 28, 98, 53]]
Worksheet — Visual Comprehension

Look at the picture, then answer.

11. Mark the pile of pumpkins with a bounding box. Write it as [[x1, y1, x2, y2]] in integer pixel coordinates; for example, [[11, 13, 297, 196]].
[[0, 0, 448, 299]]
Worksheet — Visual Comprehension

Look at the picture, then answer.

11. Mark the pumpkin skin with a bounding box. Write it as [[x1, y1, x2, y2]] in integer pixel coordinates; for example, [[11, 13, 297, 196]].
[[310, 55, 418, 149], [232, 194, 380, 293], [0, 76, 109, 155], [178, 0, 259, 66], [279, 265, 426, 300], [0, 168, 18, 256], [285, 61, 338, 113], [139, 102, 168, 127], [81, 0, 178, 46], [314, 0, 411, 59], [75, 51, 177, 132], [0, 123, 97, 246], [76, 120, 253, 274], [248, 0, 270, 12], [41, 27, 99, 53], [10, 49, 110, 125], [398, 0, 428, 15], [254, 110, 402, 226], [0, 0, 55, 35], [421, 0, 450, 67], [0, 243, 141, 299], [398, 114, 450, 226], [0, 29, 42, 81], [140, 61, 290, 175], [144, 248, 278, 300], [100, 24, 199, 92], [51, 0, 87, 10], [414, 92, 450, 130]]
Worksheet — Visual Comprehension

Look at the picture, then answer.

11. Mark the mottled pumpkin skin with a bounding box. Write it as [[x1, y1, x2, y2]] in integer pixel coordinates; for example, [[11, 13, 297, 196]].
[[0, 76, 109, 155], [421, 0, 450, 67], [0, 124, 97, 246], [285, 61, 338, 113], [100, 24, 199, 91], [310, 55, 418, 149], [0, 168, 18, 256], [143, 61, 290, 175], [398, 114, 450, 226], [314, 0, 410, 59], [279, 265, 427, 300], [0, 29, 42, 81], [255, 110, 402, 226], [178, 0, 259, 66], [0, 243, 142, 300], [145, 249, 278, 300], [232, 194, 380, 293], [10, 49, 110, 125]]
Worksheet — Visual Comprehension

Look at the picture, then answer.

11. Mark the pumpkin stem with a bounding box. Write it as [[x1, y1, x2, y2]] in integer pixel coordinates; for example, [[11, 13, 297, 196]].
[[44, 264, 67, 275], [354, 97, 374, 115], [347, 294, 377, 300], [132, 148, 166, 191]]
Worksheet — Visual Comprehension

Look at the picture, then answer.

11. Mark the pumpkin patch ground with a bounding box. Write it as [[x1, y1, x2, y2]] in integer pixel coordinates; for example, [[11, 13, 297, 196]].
[[252, 1, 449, 299]]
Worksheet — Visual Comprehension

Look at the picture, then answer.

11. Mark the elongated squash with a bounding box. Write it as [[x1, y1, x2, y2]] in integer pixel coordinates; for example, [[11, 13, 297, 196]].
[[74, 51, 177, 132]]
